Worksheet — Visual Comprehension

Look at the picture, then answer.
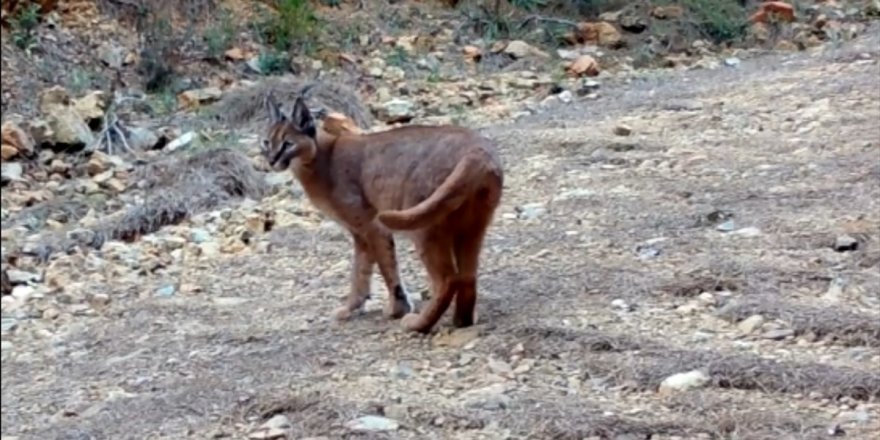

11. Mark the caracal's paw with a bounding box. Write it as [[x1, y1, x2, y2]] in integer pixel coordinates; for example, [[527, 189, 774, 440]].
[[333, 305, 361, 322], [453, 310, 479, 328], [384, 298, 413, 320], [400, 313, 428, 333]]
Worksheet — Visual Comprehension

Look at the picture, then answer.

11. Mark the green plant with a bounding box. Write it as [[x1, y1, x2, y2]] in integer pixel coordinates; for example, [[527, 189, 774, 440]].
[[149, 88, 178, 116], [385, 46, 410, 68], [510, 0, 548, 12], [257, 50, 289, 75], [67, 68, 96, 94], [10, 3, 41, 51], [253, 0, 321, 52], [680, 0, 749, 44], [204, 8, 236, 60]]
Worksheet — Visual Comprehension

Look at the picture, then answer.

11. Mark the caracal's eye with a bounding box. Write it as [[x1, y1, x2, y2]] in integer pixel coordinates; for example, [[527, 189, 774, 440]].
[[281, 140, 295, 151]]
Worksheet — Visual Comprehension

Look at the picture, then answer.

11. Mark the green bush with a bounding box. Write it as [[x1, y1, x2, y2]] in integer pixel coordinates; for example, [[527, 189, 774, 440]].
[[204, 8, 236, 60], [253, 0, 321, 52], [257, 50, 289, 75], [681, 0, 749, 43], [11, 3, 41, 51]]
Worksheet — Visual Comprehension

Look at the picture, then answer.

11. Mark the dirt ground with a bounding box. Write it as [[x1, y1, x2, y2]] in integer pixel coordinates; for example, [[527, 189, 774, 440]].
[[3, 22, 880, 440]]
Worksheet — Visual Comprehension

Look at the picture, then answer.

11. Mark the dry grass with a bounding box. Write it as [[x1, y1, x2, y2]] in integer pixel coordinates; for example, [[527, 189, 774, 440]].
[[499, 324, 880, 401], [585, 348, 880, 401], [102, 147, 268, 241], [214, 75, 373, 130], [716, 295, 880, 347], [26, 147, 267, 258], [662, 391, 831, 440]]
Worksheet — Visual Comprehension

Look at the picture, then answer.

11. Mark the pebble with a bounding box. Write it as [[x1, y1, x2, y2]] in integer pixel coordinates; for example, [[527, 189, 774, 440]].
[[249, 414, 291, 439], [613, 124, 633, 136], [762, 328, 795, 340], [737, 314, 765, 334], [155, 285, 176, 297], [833, 235, 859, 252], [344, 415, 399, 432], [658, 370, 711, 394]]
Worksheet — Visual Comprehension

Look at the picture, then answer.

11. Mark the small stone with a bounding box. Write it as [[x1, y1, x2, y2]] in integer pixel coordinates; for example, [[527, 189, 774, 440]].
[[377, 99, 415, 123], [762, 328, 795, 340], [42, 308, 60, 320], [487, 357, 514, 378], [732, 226, 762, 237], [345, 415, 399, 432], [737, 314, 765, 334], [716, 219, 736, 232], [98, 42, 127, 68], [611, 298, 629, 310], [503, 40, 547, 59], [10, 285, 35, 302], [568, 55, 600, 77], [697, 291, 715, 306], [166, 131, 197, 152], [178, 87, 223, 109], [833, 235, 859, 252], [190, 228, 212, 244], [155, 285, 176, 297], [89, 293, 111, 307], [249, 414, 291, 439], [516, 203, 546, 220], [224, 47, 247, 60], [724, 57, 741, 67], [127, 127, 159, 150], [1, 340, 13, 351], [658, 370, 710, 394], [6, 269, 40, 284], [676, 301, 702, 315], [1, 162, 24, 184], [0, 144, 18, 160], [613, 124, 632, 136]]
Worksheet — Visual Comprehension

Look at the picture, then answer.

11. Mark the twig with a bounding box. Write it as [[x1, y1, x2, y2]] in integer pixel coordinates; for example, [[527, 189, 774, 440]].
[[519, 14, 579, 29]]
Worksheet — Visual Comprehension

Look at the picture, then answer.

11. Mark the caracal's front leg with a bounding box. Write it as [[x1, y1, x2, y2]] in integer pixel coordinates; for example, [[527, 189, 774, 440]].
[[367, 229, 413, 319], [334, 234, 374, 321]]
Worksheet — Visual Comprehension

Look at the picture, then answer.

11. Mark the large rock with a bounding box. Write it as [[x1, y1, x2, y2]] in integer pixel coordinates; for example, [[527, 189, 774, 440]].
[[73, 91, 108, 123], [503, 40, 549, 59], [375, 99, 416, 123], [573, 22, 623, 47], [1, 120, 35, 159], [38, 86, 95, 147]]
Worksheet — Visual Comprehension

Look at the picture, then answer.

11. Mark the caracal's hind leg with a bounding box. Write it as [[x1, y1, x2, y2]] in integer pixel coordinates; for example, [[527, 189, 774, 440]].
[[401, 232, 457, 333]]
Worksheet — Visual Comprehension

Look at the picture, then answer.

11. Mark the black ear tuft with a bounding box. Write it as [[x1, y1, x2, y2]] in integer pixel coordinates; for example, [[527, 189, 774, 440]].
[[291, 97, 317, 139], [265, 93, 284, 123]]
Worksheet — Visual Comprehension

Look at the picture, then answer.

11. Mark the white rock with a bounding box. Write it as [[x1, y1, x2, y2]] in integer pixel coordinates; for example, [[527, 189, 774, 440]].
[[658, 370, 710, 394], [166, 131, 197, 152], [345, 415, 399, 432], [737, 314, 765, 334], [249, 414, 291, 439]]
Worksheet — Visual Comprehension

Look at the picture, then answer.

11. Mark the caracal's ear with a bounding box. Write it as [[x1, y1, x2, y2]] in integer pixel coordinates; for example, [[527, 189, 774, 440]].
[[290, 96, 317, 139], [264, 93, 284, 124]]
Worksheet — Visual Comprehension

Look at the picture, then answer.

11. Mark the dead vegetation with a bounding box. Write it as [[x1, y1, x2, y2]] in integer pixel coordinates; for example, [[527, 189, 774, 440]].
[[583, 348, 880, 401], [213, 75, 373, 129], [716, 295, 880, 347], [25, 147, 267, 258]]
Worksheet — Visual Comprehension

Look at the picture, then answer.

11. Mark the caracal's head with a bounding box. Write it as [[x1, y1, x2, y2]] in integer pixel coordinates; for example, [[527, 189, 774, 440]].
[[261, 94, 318, 172]]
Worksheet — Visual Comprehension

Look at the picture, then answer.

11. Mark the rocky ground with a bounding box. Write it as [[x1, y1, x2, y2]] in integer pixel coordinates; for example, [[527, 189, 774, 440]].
[[2, 1, 880, 439]]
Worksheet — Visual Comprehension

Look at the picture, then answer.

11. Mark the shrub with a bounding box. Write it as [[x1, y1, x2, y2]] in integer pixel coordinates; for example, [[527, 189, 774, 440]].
[[10, 3, 41, 51]]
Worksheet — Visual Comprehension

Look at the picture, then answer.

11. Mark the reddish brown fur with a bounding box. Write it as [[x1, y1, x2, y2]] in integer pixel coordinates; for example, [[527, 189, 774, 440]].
[[260, 95, 503, 333]]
